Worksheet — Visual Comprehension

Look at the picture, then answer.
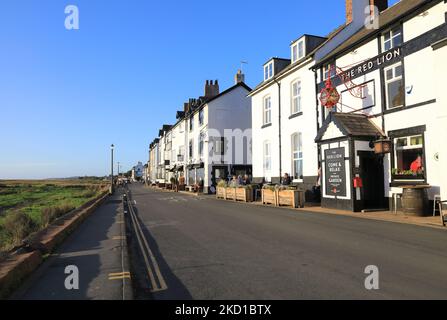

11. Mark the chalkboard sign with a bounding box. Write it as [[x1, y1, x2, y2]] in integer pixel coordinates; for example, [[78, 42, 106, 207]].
[[324, 147, 347, 197]]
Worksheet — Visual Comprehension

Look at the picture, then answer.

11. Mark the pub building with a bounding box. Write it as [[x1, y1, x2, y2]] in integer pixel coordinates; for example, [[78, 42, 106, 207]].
[[313, 0, 447, 213]]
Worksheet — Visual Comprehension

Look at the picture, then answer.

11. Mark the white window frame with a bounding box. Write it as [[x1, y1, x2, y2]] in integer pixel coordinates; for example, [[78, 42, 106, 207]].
[[189, 139, 194, 158], [291, 133, 303, 180], [384, 62, 404, 109], [291, 80, 302, 115], [264, 62, 273, 81], [263, 96, 272, 125], [199, 131, 205, 158], [291, 40, 305, 63], [322, 63, 335, 81], [382, 25, 402, 52], [263, 140, 271, 173], [199, 109, 204, 126], [189, 116, 194, 131], [393, 134, 425, 180]]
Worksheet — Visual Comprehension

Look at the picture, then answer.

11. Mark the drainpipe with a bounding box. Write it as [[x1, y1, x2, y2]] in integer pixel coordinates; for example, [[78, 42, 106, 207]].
[[274, 79, 282, 180]]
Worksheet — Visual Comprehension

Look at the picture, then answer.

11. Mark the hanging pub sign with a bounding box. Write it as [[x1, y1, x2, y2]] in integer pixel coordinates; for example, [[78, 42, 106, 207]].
[[320, 78, 340, 108], [324, 147, 347, 197], [374, 138, 392, 154]]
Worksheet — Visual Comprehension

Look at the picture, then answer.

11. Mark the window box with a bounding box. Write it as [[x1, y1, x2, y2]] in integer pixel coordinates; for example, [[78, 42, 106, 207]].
[[277, 189, 305, 208], [392, 174, 425, 181]]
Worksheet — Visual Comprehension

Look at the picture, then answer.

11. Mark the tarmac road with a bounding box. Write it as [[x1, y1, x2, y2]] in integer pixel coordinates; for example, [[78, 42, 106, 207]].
[[127, 183, 447, 300]]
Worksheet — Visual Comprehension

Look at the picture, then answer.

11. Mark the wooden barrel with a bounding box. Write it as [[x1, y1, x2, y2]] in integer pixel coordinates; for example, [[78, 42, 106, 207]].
[[401, 187, 426, 216]]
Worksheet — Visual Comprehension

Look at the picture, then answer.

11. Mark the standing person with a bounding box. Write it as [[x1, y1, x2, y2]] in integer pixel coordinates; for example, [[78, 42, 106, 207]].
[[242, 174, 251, 185], [281, 173, 292, 186], [313, 166, 322, 202]]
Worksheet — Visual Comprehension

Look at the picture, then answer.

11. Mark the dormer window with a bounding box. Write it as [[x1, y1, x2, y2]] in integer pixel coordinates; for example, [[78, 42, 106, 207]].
[[264, 62, 273, 81], [291, 40, 305, 63]]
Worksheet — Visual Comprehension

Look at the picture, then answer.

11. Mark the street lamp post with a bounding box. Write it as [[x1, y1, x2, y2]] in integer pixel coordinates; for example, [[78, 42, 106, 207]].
[[110, 144, 114, 194]]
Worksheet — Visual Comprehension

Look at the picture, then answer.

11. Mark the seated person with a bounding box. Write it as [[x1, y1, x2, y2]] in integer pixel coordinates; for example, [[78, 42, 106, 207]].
[[281, 173, 292, 186], [410, 155, 423, 174], [242, 174, 251, 185], [229, 175, 239, 187]]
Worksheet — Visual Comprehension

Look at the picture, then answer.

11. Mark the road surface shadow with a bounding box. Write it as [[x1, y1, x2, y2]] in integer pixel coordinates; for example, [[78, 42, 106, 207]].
[[13, 195, 122, 300], [127, 204, 193, 300]]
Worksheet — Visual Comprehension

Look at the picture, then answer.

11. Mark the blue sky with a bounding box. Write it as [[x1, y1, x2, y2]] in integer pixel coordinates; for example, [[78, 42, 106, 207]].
[[0, 0, 399, 179]]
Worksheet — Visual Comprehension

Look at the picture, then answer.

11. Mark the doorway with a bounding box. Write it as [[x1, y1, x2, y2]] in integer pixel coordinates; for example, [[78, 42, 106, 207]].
[[359, 151, 386, 210]]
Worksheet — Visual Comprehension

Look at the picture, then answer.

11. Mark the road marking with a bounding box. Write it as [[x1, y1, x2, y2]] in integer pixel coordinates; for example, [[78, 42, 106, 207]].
[[108, 271, 131, 281], [109, 271, 130, 277], [126, 191, 168, 293], [116, 221, 125, 224], [112, 236, 125, 240]]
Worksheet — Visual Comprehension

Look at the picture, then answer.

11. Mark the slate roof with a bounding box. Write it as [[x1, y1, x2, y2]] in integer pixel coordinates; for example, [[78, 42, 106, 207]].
[[250, 26, 347, 95], [315, 112, 385, 142]]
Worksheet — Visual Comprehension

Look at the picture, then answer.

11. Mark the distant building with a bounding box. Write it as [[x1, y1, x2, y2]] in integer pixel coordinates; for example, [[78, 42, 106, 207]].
[[147, 73, 252, 193], [131, 162, 144, 181]]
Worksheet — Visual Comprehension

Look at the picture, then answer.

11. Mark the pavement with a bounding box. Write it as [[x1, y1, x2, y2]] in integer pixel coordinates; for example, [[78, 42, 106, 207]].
[[128, 183, 447, 300], [11, 188, 132, 300]]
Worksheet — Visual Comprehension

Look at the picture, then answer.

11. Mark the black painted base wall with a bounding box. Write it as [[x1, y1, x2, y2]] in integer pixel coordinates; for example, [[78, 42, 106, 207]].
[[322, 197, 353, 211]]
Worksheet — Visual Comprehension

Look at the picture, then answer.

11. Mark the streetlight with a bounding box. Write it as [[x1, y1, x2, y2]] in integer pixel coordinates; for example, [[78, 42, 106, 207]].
[[110, 144, 114, 194]]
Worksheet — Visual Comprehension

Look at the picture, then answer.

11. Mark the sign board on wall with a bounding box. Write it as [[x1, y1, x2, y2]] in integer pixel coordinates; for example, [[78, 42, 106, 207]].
[[324, 147, 347, 197]]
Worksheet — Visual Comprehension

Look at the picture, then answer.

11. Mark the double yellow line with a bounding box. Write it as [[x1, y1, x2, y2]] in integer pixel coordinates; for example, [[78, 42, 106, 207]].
[[108, 271, 131, 281], [125, 192, 168, 293]]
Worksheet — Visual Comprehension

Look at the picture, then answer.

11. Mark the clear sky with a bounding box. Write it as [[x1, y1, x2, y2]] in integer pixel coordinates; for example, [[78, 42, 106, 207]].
[[0, 0, 399, 179]]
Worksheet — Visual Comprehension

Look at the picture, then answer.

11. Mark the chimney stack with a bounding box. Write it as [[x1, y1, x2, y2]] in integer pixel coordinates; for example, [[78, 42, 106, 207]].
[[234, 69, 245, 84], [204, 79, 220, 99], [346, 0, 388, 25], [346, 0, 353, 25]]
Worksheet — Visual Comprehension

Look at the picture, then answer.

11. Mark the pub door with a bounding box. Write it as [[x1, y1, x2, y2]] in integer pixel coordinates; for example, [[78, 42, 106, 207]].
[[359, 152, 387, 210]]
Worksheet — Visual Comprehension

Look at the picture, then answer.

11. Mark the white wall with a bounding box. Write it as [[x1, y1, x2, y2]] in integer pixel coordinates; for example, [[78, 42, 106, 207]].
[[251, 84, 280, 181], [315, 0, 447, 201], [279, 61, 319, 181]]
